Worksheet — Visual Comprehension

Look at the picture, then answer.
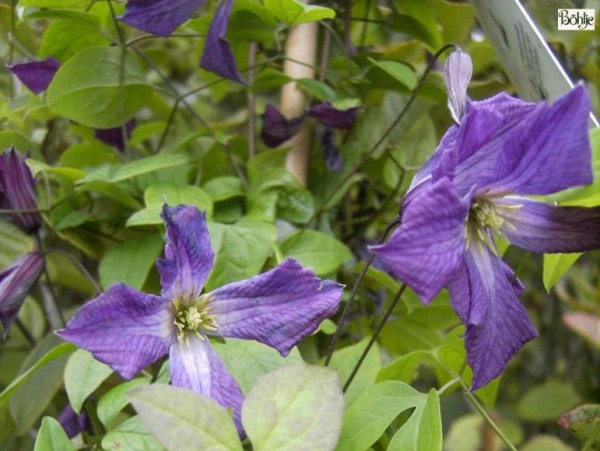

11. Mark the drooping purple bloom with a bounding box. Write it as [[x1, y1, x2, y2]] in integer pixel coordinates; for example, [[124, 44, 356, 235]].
[[444, 48, 472, 124], [308, 102, 358, 130], [319, 127, 343, 172], [0, 147, 42, 234], [8, 58, 60, 94], [260, 104, 306, 148], [57, 204, 343, 432], [0, 253, 45, 337], [372, 82, 599, 390], [121, 0, 205, 37], [200, 0, 245, 83], [94, 120, 137, 152]]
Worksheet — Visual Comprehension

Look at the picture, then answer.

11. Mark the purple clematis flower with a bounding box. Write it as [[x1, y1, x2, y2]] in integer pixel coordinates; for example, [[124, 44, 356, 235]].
[[308, 102, 359, 130], [121, 0, 205, 37], [371, 75, 600, 389], [260, 104, 307, 148], [57, 204, 343, 431], [8, 58, 61, 94], [0, 252, 45, 337], [200, 0, 245, 83], [0, 147, 42, 234]]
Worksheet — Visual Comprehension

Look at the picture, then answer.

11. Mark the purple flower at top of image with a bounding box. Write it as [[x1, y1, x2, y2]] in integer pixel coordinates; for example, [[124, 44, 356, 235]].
[[121, 0, 205, 37], [8, 58, 60, 94], [371, 50, 600, 390], [57, 204, 343, 434], [0, 147, 42, 234], [121, 0, 244, 82], [0, 253, 45, 337]]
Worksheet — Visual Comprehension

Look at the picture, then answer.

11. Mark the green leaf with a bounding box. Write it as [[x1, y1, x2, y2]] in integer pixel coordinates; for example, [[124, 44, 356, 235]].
[[203, 176, 245, 202], [521, 435, 574, 451], [128, 384, 242, 451], [336, 381, 423, 451], [242, 364, 344, 451], [280, 230, 352, 275], [263, 0, 335, 25], [127, 183, 213, 227], [0, 131, 38, 158], [40, 16, 110, 61], [102, 416, 166, 451], [64, 349, 113, 414], [252, 69, 292, 93], [0, 218, 36, 269], [20, 0, 86, 6], [34, 417, 76, 451], [296, 78, 338, 101], [59, 143, 119, 169], [387, 389, 442, 451], [558, 404, 600, 446], [77, 181, 143, 210], [517, 380, 581, 422], [99, 234, 163, 290], [204, 221, 273, 291], [0, 342, 75, 409], [10, 336, 73, 434], [328, 338, 381, 405], [212, 338, 303, 394], [368, 58, 418, 90], [108, 153, 190, 183], [543, 253, 581, 291], [47, 46, 152, 128], [377, 350, 431, 384], [97, 378, 150, 429]]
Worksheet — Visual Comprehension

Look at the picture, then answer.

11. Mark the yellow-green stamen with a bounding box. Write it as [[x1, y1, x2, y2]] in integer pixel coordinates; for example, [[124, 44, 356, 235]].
[[465, 198, 522, 254], [173, 293, 218, 343]]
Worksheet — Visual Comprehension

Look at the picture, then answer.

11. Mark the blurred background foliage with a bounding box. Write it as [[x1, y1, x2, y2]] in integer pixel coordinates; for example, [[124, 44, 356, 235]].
[[0, 0, 599, 449]]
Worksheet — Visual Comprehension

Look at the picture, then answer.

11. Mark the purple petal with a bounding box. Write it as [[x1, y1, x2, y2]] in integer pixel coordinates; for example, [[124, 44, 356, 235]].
[[370, 177, 469, 303], [169, 336, 244, 434], [448, 248, 538, 390], [0, 253, 44, 337], [0, 147, 42, 233], [260, 104, 306, 148], [446, 86, 591, 196], [485, 85, 592, 196], [8, 58, 60, 94], [94, 120, 136, 152], [210, 259, 343, 356], [157, 204, 214, 301], [200, 0, 245, 83], [56, 283, 173, 379], [319, 127, 343, 172], [121, 0, 204, 37], [498, 197, 600, 253], [58, 404, 92, 439], [308, 102, 358, 130], [444, 49, 472, 124]]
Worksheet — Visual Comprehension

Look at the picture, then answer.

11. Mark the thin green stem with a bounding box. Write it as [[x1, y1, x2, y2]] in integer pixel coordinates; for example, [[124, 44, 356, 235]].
[[343, 283, 407, 392], [14, 318, 36, 347], [35, 233, 64, 329], [324, 216, 402, 365], [461, 380, 517, 451], [45, 249, 103, 295]]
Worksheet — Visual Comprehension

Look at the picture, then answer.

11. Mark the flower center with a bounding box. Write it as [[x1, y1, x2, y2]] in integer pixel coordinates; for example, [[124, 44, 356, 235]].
[[465, 197, 521, 253], [172, 293, 218, 343]]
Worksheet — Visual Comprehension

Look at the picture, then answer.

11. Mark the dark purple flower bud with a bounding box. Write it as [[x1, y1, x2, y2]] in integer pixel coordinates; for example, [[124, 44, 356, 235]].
[[121, 0, 204, 37], [444, 48, 472, 124], [94, 120, 136, 152], [200, 0, 245, 83], [260, 104, 306, 148], [58, 403, 93, 438], [319, 128, 343, 172], [308, 102, 358, 130], [0, 147, 42, 233], [0, 253, 45, 337], [8, 58, 60, 94]]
